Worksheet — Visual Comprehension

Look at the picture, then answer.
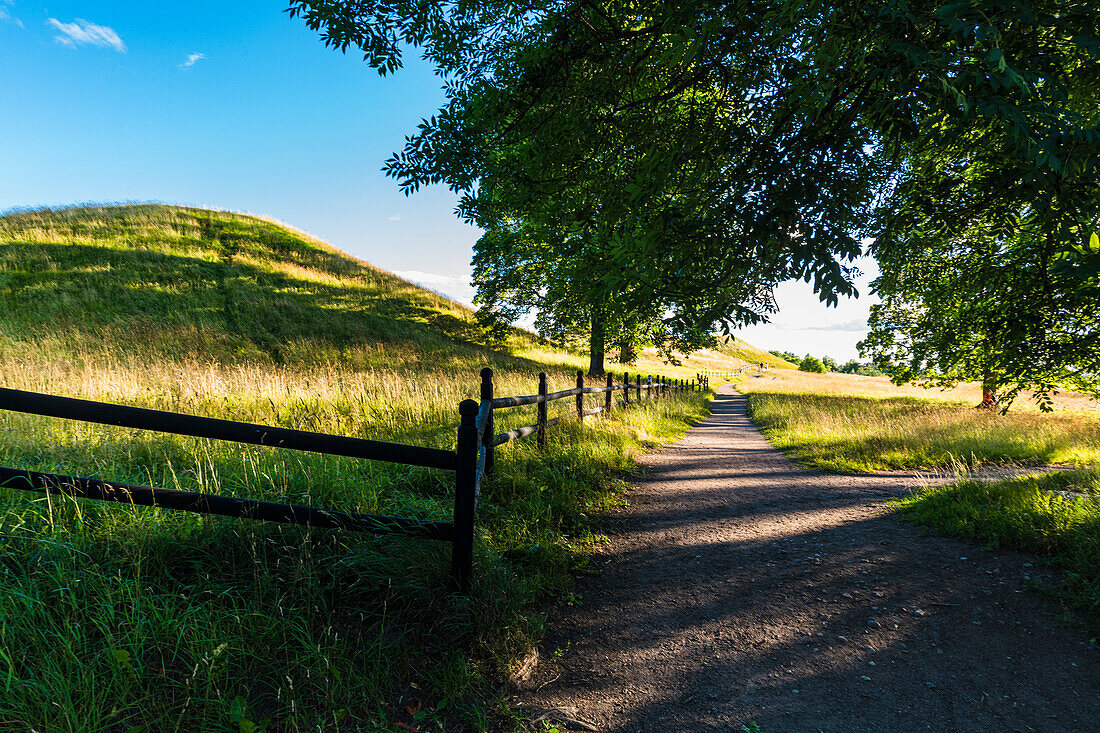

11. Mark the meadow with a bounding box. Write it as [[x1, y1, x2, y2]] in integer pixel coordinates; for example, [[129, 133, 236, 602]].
[[736, 369, 1100, 473], [0, 205, 721, 731]]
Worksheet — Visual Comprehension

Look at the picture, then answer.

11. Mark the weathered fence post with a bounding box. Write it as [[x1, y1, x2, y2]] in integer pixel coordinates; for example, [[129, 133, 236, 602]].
[[636, 373, 642, 403], [647, 375, 652, 401], [605, 372, 613, 413], [623, 371, 630, 406], [481, 367, 495, 476], [576, 370, 584, 423], [537, 372, 548, 450], [452, 398, 479, 593]]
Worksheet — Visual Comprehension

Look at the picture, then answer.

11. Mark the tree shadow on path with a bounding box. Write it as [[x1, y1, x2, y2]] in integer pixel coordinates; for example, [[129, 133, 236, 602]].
[[519, 387, 1100, 732]]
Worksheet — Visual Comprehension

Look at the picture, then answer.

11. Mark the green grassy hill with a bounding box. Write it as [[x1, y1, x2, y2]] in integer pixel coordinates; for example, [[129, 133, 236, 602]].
[[716, 336, 797, 369], [0, 204, 507, 369], [0, 203, 724, 731]]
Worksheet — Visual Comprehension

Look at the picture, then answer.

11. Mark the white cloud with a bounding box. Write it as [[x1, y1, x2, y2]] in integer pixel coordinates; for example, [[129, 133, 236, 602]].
[[387, 215, 401, 221], [732, 255, 880, 361], [0, 1, 23, 28], [393, 270, 476, 306], [47, 18, 126, 52], [180, 52, 205, 68]]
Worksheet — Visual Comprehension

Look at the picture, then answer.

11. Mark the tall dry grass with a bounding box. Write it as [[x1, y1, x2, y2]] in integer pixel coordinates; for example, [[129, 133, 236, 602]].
[[736, 370, 1100, 472]]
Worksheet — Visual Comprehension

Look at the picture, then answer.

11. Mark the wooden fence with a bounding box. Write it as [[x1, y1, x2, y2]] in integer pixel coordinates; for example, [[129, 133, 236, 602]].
[[698, 364, 766, 379], [0, 369, 707, 592]]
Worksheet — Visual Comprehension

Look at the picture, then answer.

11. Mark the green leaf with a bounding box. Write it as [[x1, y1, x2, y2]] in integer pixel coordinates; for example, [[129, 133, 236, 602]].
[[229, 696, 246, 723]]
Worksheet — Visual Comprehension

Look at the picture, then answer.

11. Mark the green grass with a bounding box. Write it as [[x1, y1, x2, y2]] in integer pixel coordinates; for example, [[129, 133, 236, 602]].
[[737, 371, 1100, 473], [895, 470, 1100, 627], [0, 203, 719, 730]]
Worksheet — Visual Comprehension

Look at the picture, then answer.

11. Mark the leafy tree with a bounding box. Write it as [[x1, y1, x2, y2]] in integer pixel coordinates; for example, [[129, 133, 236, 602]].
[[799, 355, 826, 373], [288, 0, 883, 373], [839, 359, 884, 377], [289, 0, 1100, 384], [857, 0, 1100, 409], [769, 350, 802, 365]]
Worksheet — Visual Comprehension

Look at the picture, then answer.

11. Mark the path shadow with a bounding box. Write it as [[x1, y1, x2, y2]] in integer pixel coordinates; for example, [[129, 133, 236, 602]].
[[523, 388, 1100, 732]]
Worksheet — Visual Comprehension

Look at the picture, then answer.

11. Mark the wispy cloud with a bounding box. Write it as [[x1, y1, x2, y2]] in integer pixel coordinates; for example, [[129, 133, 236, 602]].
[[393, 270, 475, 305], [806, 319, 869, 333], [387, 215, 401, 221], [180, 52, 205, 69], [0, 0, 23, 28], [47, 18, 126, 52]]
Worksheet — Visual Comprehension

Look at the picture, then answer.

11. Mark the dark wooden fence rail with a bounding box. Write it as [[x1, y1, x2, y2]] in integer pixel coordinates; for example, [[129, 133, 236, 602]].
[[0, 370, 709, 593]]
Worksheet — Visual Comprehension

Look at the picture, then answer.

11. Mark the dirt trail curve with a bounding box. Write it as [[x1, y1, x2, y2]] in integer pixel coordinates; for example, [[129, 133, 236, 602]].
[[516, 385, 1100, 732]]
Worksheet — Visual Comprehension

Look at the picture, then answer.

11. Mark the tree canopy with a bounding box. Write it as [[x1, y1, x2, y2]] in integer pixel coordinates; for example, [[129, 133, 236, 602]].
[[290, 0, 1100, 390]]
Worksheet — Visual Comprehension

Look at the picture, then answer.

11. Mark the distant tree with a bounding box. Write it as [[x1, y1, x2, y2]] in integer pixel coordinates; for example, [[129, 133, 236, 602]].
[[821, 355, 839, 372], [770, 350, 802, 365], [799, 355, 827, 373], [839, 359, 885, 377]]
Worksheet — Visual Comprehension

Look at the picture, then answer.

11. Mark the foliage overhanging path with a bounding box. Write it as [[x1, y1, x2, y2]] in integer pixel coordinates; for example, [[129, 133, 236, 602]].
[[517, 385, 1100, 731]]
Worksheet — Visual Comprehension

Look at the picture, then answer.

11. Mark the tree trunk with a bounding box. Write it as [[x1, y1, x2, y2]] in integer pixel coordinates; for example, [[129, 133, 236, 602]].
[[619, 338, 636, 364], [588, 308, 606, 376], [979, 370, 998, 409]]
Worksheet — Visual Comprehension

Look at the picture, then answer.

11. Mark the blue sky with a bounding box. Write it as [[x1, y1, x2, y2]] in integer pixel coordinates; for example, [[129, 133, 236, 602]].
[[0, 0, 876, 360]]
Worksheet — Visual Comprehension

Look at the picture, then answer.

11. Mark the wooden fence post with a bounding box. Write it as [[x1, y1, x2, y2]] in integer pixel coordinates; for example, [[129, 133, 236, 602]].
[[636, 373, 642, 403], [647, 375, 652, 401], [537, 372, 548, 450], [452, 398, 479, 593], [623, 371, 630, 406], [605, 372, 613, 413], [481, 367, 495, 476], [576, 371, 584, 423]]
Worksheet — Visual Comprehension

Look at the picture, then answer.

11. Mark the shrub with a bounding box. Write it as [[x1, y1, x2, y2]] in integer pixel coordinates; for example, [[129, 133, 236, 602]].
[[799, 355, 827, 373]]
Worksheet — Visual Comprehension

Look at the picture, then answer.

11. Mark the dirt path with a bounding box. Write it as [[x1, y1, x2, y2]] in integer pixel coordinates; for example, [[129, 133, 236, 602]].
[[516, 385, 1099, 732]]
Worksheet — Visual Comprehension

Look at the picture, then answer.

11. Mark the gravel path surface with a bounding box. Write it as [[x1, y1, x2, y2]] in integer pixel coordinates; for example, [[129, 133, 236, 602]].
[[516, 385, 1100, 732]]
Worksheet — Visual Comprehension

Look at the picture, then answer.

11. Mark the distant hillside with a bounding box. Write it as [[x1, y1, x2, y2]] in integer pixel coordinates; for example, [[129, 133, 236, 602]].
[[0, 204, 499, 367], [716, 337, 797, 369], [663, 336, 796, 372]]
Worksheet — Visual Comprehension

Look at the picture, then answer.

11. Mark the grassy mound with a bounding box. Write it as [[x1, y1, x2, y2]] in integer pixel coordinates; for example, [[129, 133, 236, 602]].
[[0, 204, 716, 730], [0, 204, 505, 368], [715, 336, 797, 369]]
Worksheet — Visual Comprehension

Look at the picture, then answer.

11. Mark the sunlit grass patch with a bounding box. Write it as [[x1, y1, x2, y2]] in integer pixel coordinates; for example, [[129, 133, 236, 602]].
[[894, 470, 1100, 626], [738, 371, 1100, 473]]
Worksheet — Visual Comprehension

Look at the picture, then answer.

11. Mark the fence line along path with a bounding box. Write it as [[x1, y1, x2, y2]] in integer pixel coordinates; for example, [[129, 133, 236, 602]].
[[0, 369, 706, 592]]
